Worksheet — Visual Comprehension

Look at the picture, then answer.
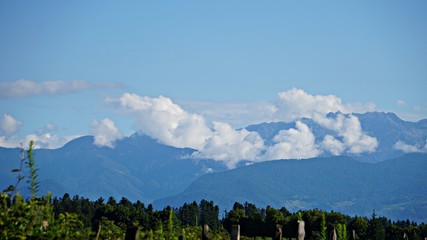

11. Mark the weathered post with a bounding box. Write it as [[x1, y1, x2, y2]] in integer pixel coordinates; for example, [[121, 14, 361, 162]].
[[298, 220, 305, 240], [351, 229, 356, 240], [403, 232, 409, 240], [330, 227, 337, 240], [231, 224, 240, 240], [125, 226, 139, 240], [202, 224, 209, 240], [95, 222, 101, 240], [274, 224, 282, 240]]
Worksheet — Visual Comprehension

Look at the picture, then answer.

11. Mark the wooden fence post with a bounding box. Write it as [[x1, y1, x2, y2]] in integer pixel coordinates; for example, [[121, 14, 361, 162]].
[[274, 224, 282, 240], [202, 224, 209, 240], [231, 224, 240, 240], [125, 226, 139, 240], [298, 220, 305, 240]]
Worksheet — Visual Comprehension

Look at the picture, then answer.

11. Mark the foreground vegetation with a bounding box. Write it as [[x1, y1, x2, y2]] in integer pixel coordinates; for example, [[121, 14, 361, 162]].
[[1, 142, 427, 239]]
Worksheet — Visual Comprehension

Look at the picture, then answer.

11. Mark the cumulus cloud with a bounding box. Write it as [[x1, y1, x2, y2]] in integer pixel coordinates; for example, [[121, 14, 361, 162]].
[[105, 90, 381, 167], [394, 140, 427, 153], [271, 89, 378, 155], [0, 79, 122, 98], [274, 88, 375, 121], [109, 93, 264, 168], [264, 121, 320, 160], [194, 122, 265, 168], [91, 118, 123, 148], [0, 114, 22, 136], [314, 113, 378, 154], [321, 135, 345, 156], [114, 93, 212, 149]]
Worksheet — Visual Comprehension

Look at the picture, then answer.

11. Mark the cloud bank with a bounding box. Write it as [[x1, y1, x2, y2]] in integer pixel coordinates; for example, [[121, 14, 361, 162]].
[[0, 79, 122, 98], [394, 140, 427, 153], [0, 116, 80, 149], [274, 88, 376, 121], [0, 88, 382, 168], [107, 90, 379, 168], [110, 93, 264, 168]]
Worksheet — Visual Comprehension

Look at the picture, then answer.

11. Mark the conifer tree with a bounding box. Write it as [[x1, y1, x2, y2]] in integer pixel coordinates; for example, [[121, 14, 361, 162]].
[[320, 212, 327, 240]]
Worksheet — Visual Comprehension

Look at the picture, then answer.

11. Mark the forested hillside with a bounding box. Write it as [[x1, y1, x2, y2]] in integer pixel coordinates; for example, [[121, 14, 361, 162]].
[[155, 154, 427, 223]]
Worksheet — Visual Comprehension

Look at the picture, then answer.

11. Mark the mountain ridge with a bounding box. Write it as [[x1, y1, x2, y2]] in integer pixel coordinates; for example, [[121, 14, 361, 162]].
[[154, 153, 427, 222]]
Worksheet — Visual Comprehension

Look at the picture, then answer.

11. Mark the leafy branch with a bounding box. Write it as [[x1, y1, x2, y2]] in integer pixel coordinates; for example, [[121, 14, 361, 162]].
[[26, 140, 39, 199], [4, 143, 26, 197]]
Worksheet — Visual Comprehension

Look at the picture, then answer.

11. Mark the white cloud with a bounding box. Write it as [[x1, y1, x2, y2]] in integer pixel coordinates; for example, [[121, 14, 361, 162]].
[[0, 114, 22, 136], [23, 134, 81, 149], [0, 133, 80, 149], [394, 140, 427, 153], [115, 93, 212, 149], [270, 89, 378, 155], [264, 121, 320, 160], [274, 88, 375, 122], [193, 122, 265, 168], [0, 118, 80, 149], [321, 135, 345, 156], [314, 113, 378, 154], [0, 79, 122, 98], [106, 91, 382, 167], [110, 93, 265, 168], [91, 118, 123, 148], [0, 136, 20, 148]]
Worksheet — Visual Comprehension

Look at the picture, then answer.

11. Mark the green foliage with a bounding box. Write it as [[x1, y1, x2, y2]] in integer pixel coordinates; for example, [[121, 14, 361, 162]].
[[320, 211, 327, 240], [367, 210, 386, 240], [98, 216, 124, 239], [178, 201, 199, 227], [3, 146, 25, 196], [349, 216, 368, 239], [26, 140, 39, 199], [297, 211, 303, 221], [199, 199, 220, 231], [336, 223, 347, 240]]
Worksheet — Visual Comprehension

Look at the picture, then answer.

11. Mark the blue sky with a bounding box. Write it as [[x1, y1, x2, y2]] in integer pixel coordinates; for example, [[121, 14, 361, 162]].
[[0, 1, 426, 152]]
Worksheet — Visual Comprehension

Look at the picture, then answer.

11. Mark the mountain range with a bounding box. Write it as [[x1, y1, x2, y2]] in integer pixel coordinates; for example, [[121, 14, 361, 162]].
[[1, 111, 426, 221], [0, 134, 226, 202]]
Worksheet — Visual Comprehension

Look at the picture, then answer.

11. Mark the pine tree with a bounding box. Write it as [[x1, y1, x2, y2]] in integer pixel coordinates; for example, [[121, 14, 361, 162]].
[[367, 210, 385, 240]]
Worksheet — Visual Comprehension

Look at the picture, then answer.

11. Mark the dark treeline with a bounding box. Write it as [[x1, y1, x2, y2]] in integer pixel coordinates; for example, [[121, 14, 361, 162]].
[[3, 191, 427, 239], [44, 193, 427, 239]]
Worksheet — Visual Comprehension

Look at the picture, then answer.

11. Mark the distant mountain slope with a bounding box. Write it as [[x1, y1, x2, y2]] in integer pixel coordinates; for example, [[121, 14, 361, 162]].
[[154, 153, 427, 222], [246, 112, 427, 162], [0, 134, 226, 202]]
